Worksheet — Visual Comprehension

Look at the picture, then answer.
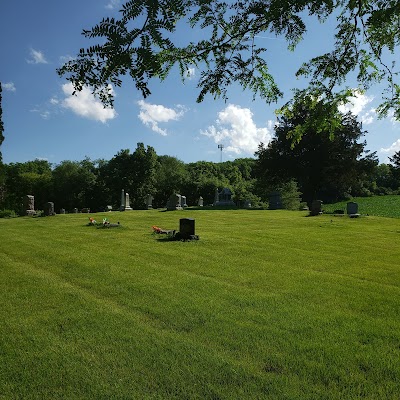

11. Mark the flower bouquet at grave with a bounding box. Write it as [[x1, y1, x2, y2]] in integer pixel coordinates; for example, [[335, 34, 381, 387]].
[[87, 217, 97, 226], [98, 217, 121, 228], [152, 225, 175, 235]]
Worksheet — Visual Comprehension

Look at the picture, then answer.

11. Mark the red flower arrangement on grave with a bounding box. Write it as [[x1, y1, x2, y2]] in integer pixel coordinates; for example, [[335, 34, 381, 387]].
[[152, 225, 162, 234]]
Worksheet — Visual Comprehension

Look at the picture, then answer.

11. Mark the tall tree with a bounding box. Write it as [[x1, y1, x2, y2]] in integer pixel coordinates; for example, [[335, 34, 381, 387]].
[[255, 95, 378, 204], [2, 160, 53, 212], [154, 155, 188, 208], [58, 0, 400, 120], [52, 159, 98, 211], [101, 143, 158, 209]]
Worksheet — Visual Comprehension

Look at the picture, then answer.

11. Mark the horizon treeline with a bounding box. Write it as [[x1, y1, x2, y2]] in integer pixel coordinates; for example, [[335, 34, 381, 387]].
[[1, 141, 400, 214]]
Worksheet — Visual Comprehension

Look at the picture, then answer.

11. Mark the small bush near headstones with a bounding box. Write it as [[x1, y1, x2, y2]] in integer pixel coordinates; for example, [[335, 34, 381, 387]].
[[0, 209, 18, 218]]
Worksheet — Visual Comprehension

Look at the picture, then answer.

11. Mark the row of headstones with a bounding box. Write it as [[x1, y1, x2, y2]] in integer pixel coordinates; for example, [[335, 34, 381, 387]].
[[24, 195, 56, 216], [24, 195, 96, 215], [122, 188, 251, 211], [310, 200, 359, 216], [166, 193, 190, 210]]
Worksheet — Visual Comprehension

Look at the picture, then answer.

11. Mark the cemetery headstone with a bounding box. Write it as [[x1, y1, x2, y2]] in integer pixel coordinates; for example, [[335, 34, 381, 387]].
[[59, 208, 66, 214], [73, 208, 78, 213], [24, 195, 36, 216], [347, 201, 359, 217], [181, 195, 188, 208], [106, 205, 112, 212], [44, 202, 55, 216], [310, 200, 323, 216], [269, 192, 282, 210], [214, 188, 235, 207], [146, 194, 154, 209], [198, 196, 204, 207], [120, 189, 125, 211], [167, 193, 183, 211], [213, 189, 219, 206], [179, 218, 195, 239], [125, 193, 132, 210]]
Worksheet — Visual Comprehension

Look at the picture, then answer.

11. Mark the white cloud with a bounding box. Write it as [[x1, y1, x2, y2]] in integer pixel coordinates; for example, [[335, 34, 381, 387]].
[[381, 139, 400, 154], [27, 48, 48, 64], [137, 100, 186, 136], [61, 83, 117, 123], [200, 104, 272, 155], [361, 109, 376, 125], [338, 91, 373, 115], [105, 0, 120, 9], [59, 55, 74, 64], [50, 97, 59, 105], [3, 82, 16, 92], [40, 111, 50, 120], [338, 90, 376, 125]]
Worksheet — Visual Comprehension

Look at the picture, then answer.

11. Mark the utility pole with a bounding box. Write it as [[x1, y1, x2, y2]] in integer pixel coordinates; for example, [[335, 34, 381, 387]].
[[218, 144, 224, 163]]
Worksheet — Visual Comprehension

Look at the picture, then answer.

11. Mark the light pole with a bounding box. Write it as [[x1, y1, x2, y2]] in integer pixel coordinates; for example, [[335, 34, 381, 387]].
[[218, 144, 224, 163]]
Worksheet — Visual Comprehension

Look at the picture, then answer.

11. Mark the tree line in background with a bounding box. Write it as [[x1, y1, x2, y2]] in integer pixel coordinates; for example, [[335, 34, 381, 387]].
[[1, 139, 400, 215], [1, 95, 400, 215]]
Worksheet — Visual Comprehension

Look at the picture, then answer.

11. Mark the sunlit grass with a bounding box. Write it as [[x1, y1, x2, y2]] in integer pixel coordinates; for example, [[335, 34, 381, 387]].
[[1, 210, 400, 399], [323, 195, 400, 218]]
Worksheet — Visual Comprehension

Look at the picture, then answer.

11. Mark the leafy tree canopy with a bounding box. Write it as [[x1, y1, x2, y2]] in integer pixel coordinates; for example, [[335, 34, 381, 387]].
[[255, 94, 378, 203], [58, 0, 400, 120]]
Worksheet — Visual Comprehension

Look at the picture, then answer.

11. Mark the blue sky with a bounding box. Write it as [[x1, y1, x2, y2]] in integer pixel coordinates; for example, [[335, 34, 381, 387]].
[[1, 0, 399, 166]]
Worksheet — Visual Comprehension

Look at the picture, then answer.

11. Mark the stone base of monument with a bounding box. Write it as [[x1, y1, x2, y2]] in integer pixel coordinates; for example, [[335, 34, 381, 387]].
[[349, 213, 361, 218]]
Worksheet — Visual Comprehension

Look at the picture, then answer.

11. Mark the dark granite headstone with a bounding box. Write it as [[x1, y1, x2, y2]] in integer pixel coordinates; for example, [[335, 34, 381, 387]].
[[310, 200, 323, 216], [44, 202, 55, 216], [180, 218, 195, 239], [269, 192, 282, 210], [347, 202, 359, 215]]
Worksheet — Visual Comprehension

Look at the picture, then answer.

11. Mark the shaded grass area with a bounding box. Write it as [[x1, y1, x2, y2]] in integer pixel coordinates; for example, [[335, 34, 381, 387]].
[[323, 195, 400, 218], [1, 210, 400, 399]]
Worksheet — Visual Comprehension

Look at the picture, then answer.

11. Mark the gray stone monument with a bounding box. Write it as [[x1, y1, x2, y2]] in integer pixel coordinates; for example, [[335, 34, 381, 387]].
[[214, 188, 235, 207], [310, 200, 323, 216], [24, 195, 35, 216], [214, 189, 219, 206], [125, 193, 132, 210], [73, 208, 79, 213], [59, 208, 66, 214], [197, 196, 204, 207], [181, 195, 188, 208], [106, 205, 112, 212], [167, 193, 183, 211], [44, 202, 55, 216], [347, 201, 359, 217], [120, 189, 126, 211], [146, 194, 154, 209]]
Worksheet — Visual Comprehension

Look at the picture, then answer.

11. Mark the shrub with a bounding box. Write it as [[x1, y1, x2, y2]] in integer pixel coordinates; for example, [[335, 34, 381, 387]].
[[0, 209, 18, 218]]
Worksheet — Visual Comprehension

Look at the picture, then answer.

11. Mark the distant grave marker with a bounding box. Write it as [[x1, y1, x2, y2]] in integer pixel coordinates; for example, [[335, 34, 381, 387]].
[[310, 200, 323, 216]]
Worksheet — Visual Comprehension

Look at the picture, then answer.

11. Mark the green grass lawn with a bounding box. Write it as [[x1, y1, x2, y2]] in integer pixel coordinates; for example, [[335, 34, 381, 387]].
[[1, 210, 400, 399], [323, 195, 400, 218]]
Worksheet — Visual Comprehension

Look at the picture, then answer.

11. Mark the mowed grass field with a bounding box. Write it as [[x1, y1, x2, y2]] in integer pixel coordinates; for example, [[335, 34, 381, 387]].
[[323, 195, 400, 218], [1, 209, 400, 399]]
